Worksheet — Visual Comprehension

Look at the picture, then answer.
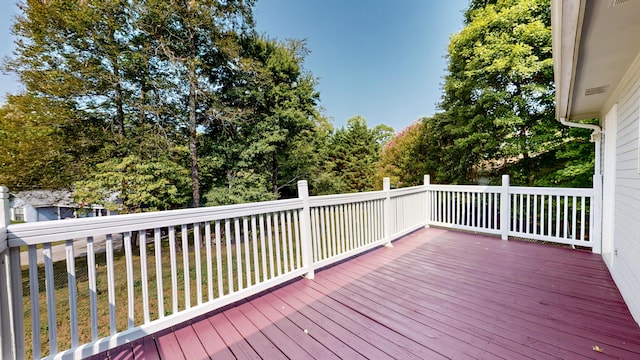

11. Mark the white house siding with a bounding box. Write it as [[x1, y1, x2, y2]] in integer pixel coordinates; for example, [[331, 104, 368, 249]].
[[603, 52, 640, 325]]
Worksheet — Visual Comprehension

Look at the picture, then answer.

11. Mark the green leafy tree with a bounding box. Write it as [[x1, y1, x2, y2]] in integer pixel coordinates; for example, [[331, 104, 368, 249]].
[[0, 94, 107, 190], [74, 154, 190, 213], [533, 123, 597, 187], [7, 0, 136, 136], [315, 116, 390, 194], [375, 120, 426, 188], [201, 37, 328, 203], [134, 0, 255, 207], [438, 0, 575, 185], [204, 170, 278, 206], [4, 0, 256, 206]]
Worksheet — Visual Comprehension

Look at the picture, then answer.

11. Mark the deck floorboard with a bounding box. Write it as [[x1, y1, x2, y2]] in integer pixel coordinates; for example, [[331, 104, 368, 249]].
[[92, 228, 640, 359]]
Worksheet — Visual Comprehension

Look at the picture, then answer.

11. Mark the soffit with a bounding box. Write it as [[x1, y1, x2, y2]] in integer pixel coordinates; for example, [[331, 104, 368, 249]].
[[569, 0, 640, 120]]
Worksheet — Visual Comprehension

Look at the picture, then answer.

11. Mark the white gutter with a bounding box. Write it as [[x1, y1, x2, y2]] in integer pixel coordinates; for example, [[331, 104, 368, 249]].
[[559, 117, 601, 134], [559, 117, 602, 177]]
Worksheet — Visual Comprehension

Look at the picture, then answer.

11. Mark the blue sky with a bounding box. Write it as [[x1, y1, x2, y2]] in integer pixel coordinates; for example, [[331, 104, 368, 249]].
[[0, 0, 469, 132]]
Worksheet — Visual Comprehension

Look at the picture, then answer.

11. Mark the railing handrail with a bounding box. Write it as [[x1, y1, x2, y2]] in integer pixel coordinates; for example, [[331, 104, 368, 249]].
[[426, 184, 593, 196], [426, 184, 502, 193], [7, 198, 304, 246], [389, 184, 426, 198], [309, 189, 385, 207], [509, 186, 593, 196]]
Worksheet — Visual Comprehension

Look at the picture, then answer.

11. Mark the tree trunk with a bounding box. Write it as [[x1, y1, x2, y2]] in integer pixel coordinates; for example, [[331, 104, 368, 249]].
[[272, 153, 279, 194], [115, 76, 126, 136], [111, 30, 126, 137], [188, 62, 200, 207]]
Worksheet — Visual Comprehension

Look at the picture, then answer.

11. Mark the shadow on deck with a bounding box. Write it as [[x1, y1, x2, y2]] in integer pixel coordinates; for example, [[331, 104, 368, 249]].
[[90, 228, 640, 359]]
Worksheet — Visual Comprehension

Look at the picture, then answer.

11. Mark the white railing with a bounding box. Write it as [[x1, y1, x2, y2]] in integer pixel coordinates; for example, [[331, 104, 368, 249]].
[[309, 190, 386, 269], [308, 180, 428, 270], [427, 184, 503, 235], [9, 196, 311, 360], [425, 175, 598, 249], [509, 186, 593, 245], [0, 175, 601, 360]]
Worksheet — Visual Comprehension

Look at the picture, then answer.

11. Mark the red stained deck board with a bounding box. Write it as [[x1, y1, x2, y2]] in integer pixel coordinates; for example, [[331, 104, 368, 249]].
[[207, 311, 261, 360], [247, 296, 343, 360], [221, 305, 288, 360], [190, 315, 235, 360], [368, 245, 635, 327], [309, 271, 522, 360], [364, 249, 634, 332], [306, 271, 503, 359], [323, 232, 640, 359], [270, 286, 416, 360], [105, 344, 133, 360], [258, 292, 369, 360], [280, 282, 443, 360], [316, 260, 584, 359], [431, 236, 617, 288], [173, 325, 210, 360], [371, 235, 635, 321], [131, 336, 159, 360], [390, 254, 638, 339], [155, 331, 186, 359], [234, 299, 316, 360], [404, 241, 627, 308], [86, 228, 640, 360], [299, 278, 566, 360], [376, 239, 640, 340]]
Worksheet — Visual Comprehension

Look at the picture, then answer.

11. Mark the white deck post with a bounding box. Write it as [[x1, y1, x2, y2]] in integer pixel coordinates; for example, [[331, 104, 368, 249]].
[[500, 175, 510, 240], [424, 175, 431, 228], [298, 180, 315, 279], [1, 186, 24, 360], [591, 174, 603, 254], [0, 186, 9, 360], [383, 178, 393, 247]]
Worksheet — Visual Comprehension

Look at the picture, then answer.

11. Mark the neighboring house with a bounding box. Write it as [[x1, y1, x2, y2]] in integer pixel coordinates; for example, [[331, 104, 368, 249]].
[[9, 189, 114, 223], [552, 0, 640, 325]]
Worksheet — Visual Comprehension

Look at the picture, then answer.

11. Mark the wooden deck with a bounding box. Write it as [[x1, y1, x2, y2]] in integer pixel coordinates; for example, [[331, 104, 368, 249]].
[[91, 228, 640, 359]]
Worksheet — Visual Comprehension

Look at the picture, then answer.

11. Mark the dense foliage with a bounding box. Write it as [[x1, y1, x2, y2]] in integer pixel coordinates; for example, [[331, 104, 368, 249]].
[[1, 0, 599, 214], [376, 0, 596, 188], [1, 0, 373, 211], [375, 118, 441, 188], [314, 116, 392, 194]]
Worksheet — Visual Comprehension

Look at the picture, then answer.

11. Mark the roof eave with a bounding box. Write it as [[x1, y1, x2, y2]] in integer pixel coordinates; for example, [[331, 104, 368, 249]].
[[551, 0, 586, 121]]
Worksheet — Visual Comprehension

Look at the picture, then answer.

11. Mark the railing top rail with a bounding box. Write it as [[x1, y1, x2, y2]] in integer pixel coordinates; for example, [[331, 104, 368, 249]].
[[426, 184, 502, 193], [426, 184, 593, 197], [509, 186, 593, 196], [389, 185, 426, 198], [8, 198, 303, 246], [309, 190, 386, 207]]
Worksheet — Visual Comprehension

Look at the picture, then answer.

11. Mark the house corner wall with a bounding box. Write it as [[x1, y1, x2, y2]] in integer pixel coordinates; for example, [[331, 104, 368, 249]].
[[602, 51, 640, 326]]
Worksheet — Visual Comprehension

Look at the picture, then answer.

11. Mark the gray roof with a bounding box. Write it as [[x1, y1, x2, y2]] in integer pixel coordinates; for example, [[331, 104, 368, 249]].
[[11, 189, 76, 208]]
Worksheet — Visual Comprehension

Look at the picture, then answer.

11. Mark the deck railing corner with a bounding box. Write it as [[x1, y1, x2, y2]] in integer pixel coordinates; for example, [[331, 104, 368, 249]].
[[1, 185, 24, 360], [383, 177, 393, 247], [297, 180, 315, 279], [424, 175, 431, 228], [500, 175, 511, 240]]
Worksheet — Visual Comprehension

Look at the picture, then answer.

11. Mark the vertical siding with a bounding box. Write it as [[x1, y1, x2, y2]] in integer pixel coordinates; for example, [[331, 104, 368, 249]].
[[608, 54, 640, 325]]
